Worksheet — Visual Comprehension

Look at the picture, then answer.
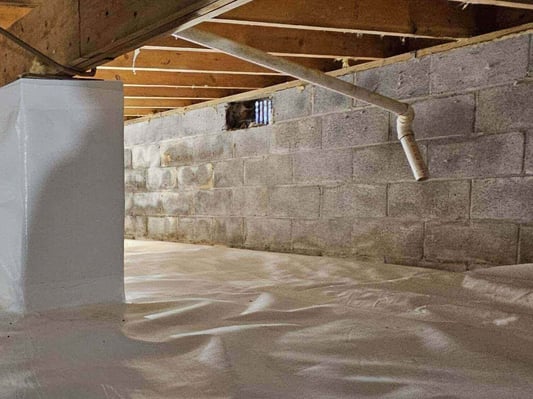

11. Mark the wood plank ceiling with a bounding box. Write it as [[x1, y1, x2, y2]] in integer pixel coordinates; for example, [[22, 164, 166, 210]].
[[1, 1, 532, 119]]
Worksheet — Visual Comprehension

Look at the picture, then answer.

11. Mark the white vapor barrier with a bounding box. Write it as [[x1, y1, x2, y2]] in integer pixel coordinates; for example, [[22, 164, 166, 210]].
[[2, 240, 533, 398], [0, 78, 125, 313]]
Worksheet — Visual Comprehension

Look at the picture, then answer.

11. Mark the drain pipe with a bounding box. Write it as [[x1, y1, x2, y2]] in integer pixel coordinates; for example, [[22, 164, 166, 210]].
[[174, 28, 428, 181]]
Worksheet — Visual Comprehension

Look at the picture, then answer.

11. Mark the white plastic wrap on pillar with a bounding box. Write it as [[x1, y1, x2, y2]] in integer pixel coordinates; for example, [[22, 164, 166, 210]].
[[0, 78, 125, 313]]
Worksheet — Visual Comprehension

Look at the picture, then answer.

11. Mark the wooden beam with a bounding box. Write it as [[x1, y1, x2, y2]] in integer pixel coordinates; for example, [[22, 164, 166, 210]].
[[124, 98, 200, 108], [101, 50, 350, 75], [0, 2, 36, 28], [214, 0, 477, 39], [93, 69, 292, 89], [124, 107, 177, 116], [0, 0, 252, 86], [451, 0, 533, 10], [124, 86, 245, 98]]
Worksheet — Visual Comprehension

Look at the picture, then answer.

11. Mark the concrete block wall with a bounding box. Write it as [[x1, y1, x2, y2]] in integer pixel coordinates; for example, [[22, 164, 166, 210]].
[[125, 33, 533, 271]]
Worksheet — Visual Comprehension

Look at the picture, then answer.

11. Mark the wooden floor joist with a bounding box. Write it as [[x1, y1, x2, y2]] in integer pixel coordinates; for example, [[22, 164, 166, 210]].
[[450, 0, 533, 10], [123, 86, 245, 98]]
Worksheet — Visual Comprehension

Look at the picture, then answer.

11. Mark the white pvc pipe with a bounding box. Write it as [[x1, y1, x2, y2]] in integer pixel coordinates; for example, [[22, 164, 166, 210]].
[[174, 28, 429, 181]]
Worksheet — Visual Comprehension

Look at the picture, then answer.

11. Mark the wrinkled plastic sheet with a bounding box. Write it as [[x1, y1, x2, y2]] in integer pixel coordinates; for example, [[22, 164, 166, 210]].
[[1, 240, 533, 398]]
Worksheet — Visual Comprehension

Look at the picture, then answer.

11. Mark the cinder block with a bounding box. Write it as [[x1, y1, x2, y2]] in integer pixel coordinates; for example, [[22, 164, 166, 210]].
[[519, 225, 533, 263], [471, 177, 533, 222], [125, 192, 133, 214], [181, 106, 225, 136], [476, 83, 533, 133], [322, 184, 386, 218], [178, 164, 214, 190], [322, 108, 389, 149], [356, 57, 430, 100], [124, 148, 132, 169], [388, 180, 470, 220], [393, 94, 475, 139], [132, 192, 163, 216], [425, 221, 518, 265], [244, 155, 292, 186], [214, 159, 243, 188], [125, 169, 146, 192], [132, 144, 160, 169], [193, 133, 233, 163], [194, 218, 213, 243], [233, 125, 271, 158], [273, 85, 312, 122], [124, 121, 146, 147], [147, 217, 178, 240], [353, 143, 427, 183], [160, 191, 194, 216], [271, 117, 322, 153], [429, 133, 524, 179], [430, 36, 529, 94], [177, 218, 195, 242], [213, 217, 244, 246], [293, 149, 352, 183], [232, 187, 268, 216], [125, 115, 182, 146], [195, 189, 232, 216], [125, 216, 147, 238], [146, 167, 178, 191], [244, 218, 292, 252], [292, 218, 353, 256], [313, 74, 353, 114], [160, 138, 194, 167], [268, 186, 320, 218], [526, 132, 533, 175], [351, 218, 424, 261]]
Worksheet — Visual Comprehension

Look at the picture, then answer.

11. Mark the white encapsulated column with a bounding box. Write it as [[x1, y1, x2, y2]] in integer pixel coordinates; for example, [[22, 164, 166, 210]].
[[0, 78, 125, 313]]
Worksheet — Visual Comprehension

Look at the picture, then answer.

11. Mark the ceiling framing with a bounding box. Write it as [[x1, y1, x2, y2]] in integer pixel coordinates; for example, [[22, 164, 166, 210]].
[[0, 0, 532, 119]]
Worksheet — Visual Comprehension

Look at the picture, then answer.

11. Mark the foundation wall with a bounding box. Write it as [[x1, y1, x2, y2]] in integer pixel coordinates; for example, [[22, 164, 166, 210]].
[[124, 32, 533, 271]]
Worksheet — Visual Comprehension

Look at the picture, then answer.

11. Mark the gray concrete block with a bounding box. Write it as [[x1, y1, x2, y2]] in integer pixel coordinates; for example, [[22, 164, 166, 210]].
[[147, 217, 178, 240], [160, 138, 194, 167], [268, 186, 320, 218], [131, 192, 163, 216], [476, 83, 533, 133], [233, 125, 271, 158], [195, 189, 233, 216], [526, 132, 533, 175], [353, 143, 427, 183], [161, 191, 193, 216], [125, 192, 133, 214], [293, 149, 352, 183], [177, 218, 195, 242], [214, 159, 243, 188], [356, 57, 430, 100], [181, 106, 225, 136], [125, 216, 147, 238], [272, 117, 322, 154], [178, 164, 214, 190], [429, 133, 524, 179], [132, 144, 160, 169], [292, 218, 353, 256], [519, 225, 533, 263], [351, 219, 424, 261], [389, 180, 470, 220], [244, 218, 292, 252], [430, 36, 529, 94], [393, 94, 475, 139], [193, 133, 233, 163], [244, 155, 292, 186], [213, 217, 244, 246], [471, 177, 533, 222], [425, 221, 518, 265], [124, 148, 132, 169], [273, 85, 312, 122], [322, 184, 386, 218], [313, 74, 353, 114], [322, 108, 389, 149], [194, 218, 213, 243], [232, 187, 268, 217], [125, 169, 146, 192], [146, 167, 178, 191]]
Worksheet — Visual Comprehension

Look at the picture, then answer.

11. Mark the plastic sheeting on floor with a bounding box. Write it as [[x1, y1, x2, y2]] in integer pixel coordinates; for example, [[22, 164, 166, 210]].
[[2, 240, 533, 398]]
